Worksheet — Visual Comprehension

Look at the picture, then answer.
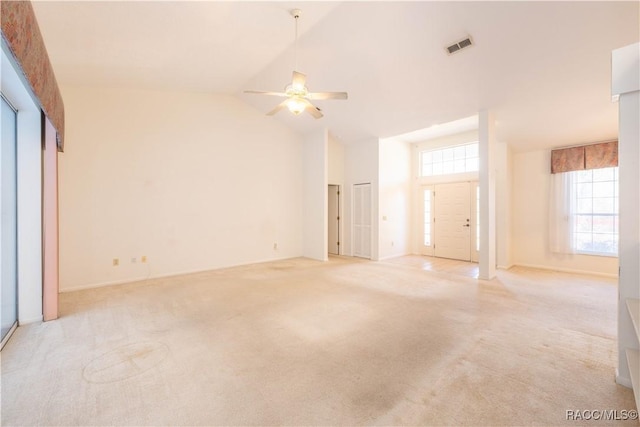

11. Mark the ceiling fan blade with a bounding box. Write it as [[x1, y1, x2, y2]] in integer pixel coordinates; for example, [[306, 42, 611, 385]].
[[302, 99, 323, 119], [292, 71, 307, 88], [307, 92, 348, 100], [266, 100, 289, 116], [244, 90, 288, 97]]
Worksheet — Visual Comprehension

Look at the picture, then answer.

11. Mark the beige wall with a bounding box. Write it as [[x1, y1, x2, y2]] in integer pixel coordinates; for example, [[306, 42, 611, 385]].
[[302, 129, 328, 261], [512, 149, 618, 276], [379, 138, 411, 260], [328, 134, 344, 186], [59, 86, 304, 291]]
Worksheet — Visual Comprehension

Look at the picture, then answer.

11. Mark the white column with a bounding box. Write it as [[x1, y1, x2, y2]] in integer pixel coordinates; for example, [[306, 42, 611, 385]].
[[496, 142, 512, 269], [479, 110, 496, 280]]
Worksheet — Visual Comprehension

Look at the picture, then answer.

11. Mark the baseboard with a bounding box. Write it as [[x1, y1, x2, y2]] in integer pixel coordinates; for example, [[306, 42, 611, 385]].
[[497, 264, 514, 270], [60, 255, 302, 293], [61, 276, 155, 293], [513, 263, 618, 279], [616, 369, 633, 389], [19, 315, 43, 325]]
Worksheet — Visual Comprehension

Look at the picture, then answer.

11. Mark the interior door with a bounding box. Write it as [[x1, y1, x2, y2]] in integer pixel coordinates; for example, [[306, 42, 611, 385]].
[[353, 183, 371, 259], [328, 185, 339, 255], [434, 182, 471, 261]]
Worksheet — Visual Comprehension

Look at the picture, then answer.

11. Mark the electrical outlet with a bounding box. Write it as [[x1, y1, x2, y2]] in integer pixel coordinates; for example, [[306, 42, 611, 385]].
[[273, 243, 278, 250], [131, 257, 137, 263], [113, 258, 119, 267], [141, 256, 147, 263]]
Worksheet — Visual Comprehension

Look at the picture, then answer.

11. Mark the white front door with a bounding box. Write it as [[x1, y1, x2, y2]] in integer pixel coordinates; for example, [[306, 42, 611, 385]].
[[434, 182, 471, 261], [353, 183, 371, 259], [328, 185, 339, 255]]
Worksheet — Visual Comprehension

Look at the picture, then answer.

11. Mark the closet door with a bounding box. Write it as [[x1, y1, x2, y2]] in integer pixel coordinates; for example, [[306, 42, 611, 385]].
[[353, 183, 371, 259]]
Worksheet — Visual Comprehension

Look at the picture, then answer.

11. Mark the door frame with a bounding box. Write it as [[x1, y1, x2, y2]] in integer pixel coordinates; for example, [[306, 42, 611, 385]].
[[352, 183, 372, 259], [420, 180, 479, 262], [1, 41, 45, 337], [328, 184, 340, 255]]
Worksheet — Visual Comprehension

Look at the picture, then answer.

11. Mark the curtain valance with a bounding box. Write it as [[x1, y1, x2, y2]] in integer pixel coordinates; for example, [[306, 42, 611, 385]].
[[551, 140, 617, 174], [1, 0, 65, 151]]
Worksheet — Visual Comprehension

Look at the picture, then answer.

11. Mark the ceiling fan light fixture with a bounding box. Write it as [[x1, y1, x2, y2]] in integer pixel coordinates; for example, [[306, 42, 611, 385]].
[[287, 97, 306, 115], [285, 83, 307, 97], [243, 9, 346, 119]]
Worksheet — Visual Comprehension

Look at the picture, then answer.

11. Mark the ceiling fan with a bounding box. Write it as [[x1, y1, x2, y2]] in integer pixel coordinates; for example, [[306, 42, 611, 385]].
[[244, 9, 348, 119]]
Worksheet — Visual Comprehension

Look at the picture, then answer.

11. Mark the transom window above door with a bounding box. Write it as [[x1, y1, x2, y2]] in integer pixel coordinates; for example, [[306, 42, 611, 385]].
[[420, 142, 479, 177]]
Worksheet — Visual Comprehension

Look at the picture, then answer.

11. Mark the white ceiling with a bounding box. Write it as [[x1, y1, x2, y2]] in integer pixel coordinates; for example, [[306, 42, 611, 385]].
[[32, 1, 639, 151]]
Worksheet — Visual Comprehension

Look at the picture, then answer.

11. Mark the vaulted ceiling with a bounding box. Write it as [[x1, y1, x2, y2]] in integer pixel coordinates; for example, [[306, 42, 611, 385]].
[[32, 1, 639, 151]]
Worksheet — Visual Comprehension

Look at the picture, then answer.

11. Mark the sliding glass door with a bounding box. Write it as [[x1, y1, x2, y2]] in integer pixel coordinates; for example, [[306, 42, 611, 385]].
[[1, 94, 18, 344]]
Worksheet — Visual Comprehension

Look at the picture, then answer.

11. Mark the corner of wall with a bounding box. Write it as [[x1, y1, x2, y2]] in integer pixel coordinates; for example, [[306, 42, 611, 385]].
[[302, 128, 329, 261]]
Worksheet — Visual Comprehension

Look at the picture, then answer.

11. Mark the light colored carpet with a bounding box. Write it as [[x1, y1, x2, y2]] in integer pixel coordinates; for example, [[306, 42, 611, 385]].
[[1, 255, 636, 426]]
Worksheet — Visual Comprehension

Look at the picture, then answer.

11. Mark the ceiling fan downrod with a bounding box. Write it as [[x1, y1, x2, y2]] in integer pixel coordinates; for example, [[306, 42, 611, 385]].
[[291, 9, 302, 72]]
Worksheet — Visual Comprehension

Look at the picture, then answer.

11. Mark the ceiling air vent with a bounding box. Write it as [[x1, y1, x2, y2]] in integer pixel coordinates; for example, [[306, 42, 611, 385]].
[[446, 36, 473, 55]]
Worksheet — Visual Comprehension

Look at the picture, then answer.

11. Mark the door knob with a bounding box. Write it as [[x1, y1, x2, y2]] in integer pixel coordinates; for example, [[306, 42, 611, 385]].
[[463, 224, 470, 227]]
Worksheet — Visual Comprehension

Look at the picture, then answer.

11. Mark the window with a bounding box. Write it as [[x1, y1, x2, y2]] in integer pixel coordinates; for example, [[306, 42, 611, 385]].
[[420, 142, 479, 177], [424, 189, 432, 246], [551, 167, 619, 256], [573, 167, 618, 255]]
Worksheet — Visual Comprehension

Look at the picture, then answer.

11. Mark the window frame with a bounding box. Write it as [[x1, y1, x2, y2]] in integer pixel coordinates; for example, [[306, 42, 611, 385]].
[[419, 142, 479, 178], [571, 167, 619, 257]]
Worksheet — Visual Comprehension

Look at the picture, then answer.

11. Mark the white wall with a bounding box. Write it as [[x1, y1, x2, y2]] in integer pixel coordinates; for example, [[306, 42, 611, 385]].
[[302, 128, 328, 261], [512, 150, 618, 276], [617, 89, 639, 385], [412, 130, 479, 153], [379, 138, 411, 260], [328, 134, 344, 186], [59, 86, 304, 291], [344, 138, 379, 259]]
